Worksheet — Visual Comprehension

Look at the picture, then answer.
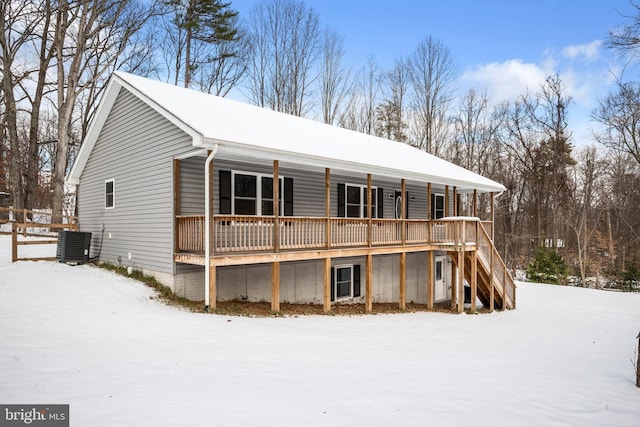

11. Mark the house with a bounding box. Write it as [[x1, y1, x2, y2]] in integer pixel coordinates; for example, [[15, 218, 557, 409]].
[[68, 71, 515, 313]]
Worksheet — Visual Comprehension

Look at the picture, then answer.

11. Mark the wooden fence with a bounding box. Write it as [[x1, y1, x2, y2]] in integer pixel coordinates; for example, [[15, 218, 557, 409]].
[[0, 207, 78, 262]]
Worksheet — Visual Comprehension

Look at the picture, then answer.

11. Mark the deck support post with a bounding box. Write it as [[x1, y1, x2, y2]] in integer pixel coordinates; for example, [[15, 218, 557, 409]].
[[457, 250, 464, 313], [450, 255, 456, 312], [208, 260, 217, 310], [366, 253, 373, 313], [323, 257, 331, 313], [271, 261, 280, 312], [399, 252, 406, 310], [470, 249, 477, 313], [489, 245, 495, 312], [427, 251, 434, 310]]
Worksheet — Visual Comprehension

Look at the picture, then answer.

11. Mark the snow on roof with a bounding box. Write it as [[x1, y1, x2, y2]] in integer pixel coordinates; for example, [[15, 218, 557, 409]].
[[69, 71, 505, 193]]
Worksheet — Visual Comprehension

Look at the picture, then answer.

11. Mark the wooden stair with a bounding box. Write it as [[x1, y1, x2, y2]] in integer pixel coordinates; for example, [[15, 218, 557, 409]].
[[450, 222, 516, 310]]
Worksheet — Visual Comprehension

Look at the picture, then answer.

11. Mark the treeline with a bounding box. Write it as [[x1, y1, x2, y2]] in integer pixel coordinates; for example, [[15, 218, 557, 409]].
[[1, 0, 640, 281]]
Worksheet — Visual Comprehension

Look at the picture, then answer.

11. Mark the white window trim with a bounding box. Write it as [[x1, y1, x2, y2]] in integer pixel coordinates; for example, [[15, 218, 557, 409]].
[[344, 183, 378, 218], [334, 264, 354, 301], [231, 170, 284, 216], [105, 179, 115, 210]]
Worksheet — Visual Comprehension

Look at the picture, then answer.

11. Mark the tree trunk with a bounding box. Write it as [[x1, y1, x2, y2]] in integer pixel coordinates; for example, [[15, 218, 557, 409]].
[[636, 331, 640, 388], [0, 11, 24, 220]]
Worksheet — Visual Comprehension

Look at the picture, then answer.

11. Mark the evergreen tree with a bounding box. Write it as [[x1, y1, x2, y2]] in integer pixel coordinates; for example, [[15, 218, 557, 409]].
[[164, 0, 239, 87]]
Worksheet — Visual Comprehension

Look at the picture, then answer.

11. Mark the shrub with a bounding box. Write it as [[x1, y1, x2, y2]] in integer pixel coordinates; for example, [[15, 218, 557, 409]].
[[526, 247, 569, 285]]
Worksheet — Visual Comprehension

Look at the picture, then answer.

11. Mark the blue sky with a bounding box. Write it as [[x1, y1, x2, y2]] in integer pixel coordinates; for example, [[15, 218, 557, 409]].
[[231, 0, 640, 146]]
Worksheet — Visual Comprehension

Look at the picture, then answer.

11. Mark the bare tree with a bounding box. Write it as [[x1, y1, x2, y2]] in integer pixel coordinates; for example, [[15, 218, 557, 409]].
[[564, 147, 605, 284], [451, 88, 500, 174], [318, 27, 350, 124], [409, 36, 458, 155], [339, 57, 380, 134], [592, 80, 640, 165], [502, 75, 574, 251], [376, 58, 409, 142], [245, 0, 321, 116], [608, 2, 640, 53], [50, 0, 154, 223]]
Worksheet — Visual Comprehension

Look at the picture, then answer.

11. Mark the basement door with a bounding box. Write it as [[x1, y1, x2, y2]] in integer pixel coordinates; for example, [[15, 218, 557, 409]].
[[434, 255, 447, 301]]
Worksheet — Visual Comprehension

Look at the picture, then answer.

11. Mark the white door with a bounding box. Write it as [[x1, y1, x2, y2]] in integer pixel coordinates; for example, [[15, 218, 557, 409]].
[[434, 256, 446, 301]]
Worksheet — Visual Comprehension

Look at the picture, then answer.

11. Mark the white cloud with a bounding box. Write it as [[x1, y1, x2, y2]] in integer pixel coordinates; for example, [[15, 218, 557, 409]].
[[458, 47, 619, 147], [562, 40, 603, 61], [460, 59, 550, 102]]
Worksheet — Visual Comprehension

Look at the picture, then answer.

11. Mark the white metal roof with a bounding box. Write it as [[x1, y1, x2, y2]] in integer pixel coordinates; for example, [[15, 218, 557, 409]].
[[69, 71, 505, 193]]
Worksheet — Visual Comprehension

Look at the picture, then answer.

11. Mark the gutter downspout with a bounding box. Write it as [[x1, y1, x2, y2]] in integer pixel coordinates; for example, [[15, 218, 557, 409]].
[[204, 145, 219, 312]]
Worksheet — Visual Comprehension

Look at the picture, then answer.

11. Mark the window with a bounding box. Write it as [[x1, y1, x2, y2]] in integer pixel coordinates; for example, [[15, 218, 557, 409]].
[[338, 183, 382, 218], [431, 193, 444, 219], [219, 170, 293, 216], [234, 173, 258, 215], [105, 179, 115, 209], [331, 264, 361, 301]]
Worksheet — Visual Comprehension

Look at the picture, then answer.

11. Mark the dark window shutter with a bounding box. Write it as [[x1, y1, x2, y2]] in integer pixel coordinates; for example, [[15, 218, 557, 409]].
[[337, 183, 345, 217], [353, 264, 361, 297], [284, 177, 294, 216], [405, 191, 409, 219], [330, 267, 335, 302], [219, 170, 231, 214], [377, 187, 384, 218]]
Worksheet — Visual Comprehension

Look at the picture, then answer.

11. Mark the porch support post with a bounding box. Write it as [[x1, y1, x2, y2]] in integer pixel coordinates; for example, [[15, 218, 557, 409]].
[[427, 251, 434, 309], [208, 260, 217, 310], [399, 252, 406, 310], [490, 192, 495, 241], [271, 261, 280, 312], [273, 160, 280, 253], [401, 179, 406, 245], [457, 250, 464, 313], [323, 257, 331, 313], [457, 193, 462, 216], [325, 168, 331, 249], [366, 253, 373, 313], [453, 186, 458, 216], [427, 182, 432, 220], [473, 189, 478, 217], [367, 174, 372, 247], [204, 146, 218, 311], [444, 185, 450, 217], [470, 249, 477, 313], [173, 159, 181, 254]]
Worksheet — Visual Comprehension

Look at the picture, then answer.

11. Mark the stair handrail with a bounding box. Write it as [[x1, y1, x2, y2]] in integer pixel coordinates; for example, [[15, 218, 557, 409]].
[[477, 221, 516, 309]]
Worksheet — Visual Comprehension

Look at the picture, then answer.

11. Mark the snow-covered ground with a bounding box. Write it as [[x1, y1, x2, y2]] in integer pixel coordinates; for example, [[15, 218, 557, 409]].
[[1, 230, 639, 426]]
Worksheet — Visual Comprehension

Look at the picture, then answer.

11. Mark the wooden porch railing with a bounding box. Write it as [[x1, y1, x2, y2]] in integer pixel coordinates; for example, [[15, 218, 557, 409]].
[[176, 215, 482, 254]]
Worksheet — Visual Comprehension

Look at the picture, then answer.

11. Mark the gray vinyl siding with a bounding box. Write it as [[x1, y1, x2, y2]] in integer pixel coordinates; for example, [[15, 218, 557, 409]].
[[179, 159, 436, 219], [77, 88, 196, 274]]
